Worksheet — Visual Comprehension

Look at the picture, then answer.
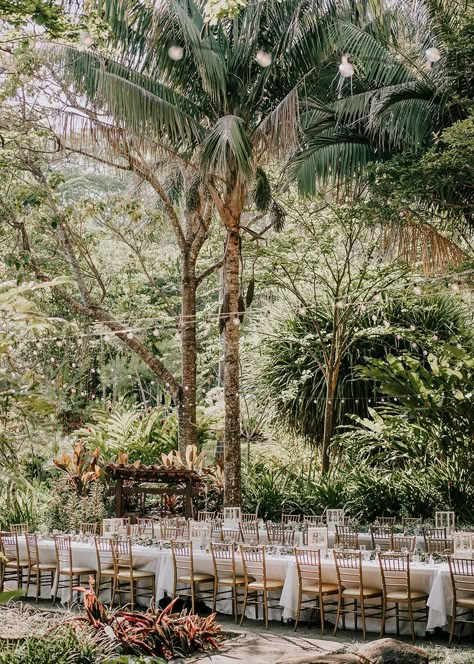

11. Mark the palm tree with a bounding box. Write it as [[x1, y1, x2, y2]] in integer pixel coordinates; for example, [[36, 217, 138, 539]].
[[291, 0, 473, 207], [52, 0, 387, 504]]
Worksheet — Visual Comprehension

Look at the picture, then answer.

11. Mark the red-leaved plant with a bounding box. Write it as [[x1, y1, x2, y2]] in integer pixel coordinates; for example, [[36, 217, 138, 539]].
[[74, 578, 222, 660]]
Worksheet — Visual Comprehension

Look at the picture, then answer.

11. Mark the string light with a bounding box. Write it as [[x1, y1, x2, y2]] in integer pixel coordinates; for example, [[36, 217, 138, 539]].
[[168, 45, 184, 61], [339, 54, 354, 78], [425, 47, 441, 63], [232, 317, 241, 326], [256, 50, 272, 67]]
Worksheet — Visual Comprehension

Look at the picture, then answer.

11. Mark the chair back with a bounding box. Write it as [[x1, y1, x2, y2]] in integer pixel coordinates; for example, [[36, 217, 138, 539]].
[[448, 557, 474, 604], [370, 525, 393, 551], [240, 544, 266, 585], [111, 538, 134, 574], [94, 536, 115, 574], [171, 539, 194, 580], [222, 528, 242, 543], [25, 533, 40, 566], [0, 533, 19, 562], [128, 524, 143, 537], [239, 520, 259, 543], [137, 518, 155, 536], [197, 511, 216, 522], [241, 513, 257, 522], [211, 520, 223, 542], [54, 535, 73, 571], [303, 515, 325, 526], [281, 513, 301, 526], [402, 517, 422, 528], [424, 527, 453, 553], [375, 516, 396, 526], [10, 523, 28, 535], [391, 536, 416, 553], [295, 548, 322, 587], [335, 524, 358, 549], [266, 523, 295, 546], [211, 542, 236, 581], [160, 521, 187, 540], [80, 523, 99, 536], [378, 552, 410, 596], [334, 550, 362, 590], [102, 518, 130, 536]]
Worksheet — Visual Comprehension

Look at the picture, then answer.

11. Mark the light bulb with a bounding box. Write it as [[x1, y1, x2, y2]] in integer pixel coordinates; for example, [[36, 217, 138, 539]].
[[339, 62, 354, 78], [232, 317, 241, 326], [80, 32, 94, 47], [168, 46, 184, 61], [425, 47, 441, 63], [256, 50, 272, 67], [126, 332, 134, 339], [153, 329, 159, 337], [413, 286, 422, 296]]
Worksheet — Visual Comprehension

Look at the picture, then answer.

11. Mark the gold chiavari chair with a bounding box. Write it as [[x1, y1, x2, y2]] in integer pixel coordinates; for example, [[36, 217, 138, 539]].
[[211, 520, 223, 542], [128, 524, 144, 537], [391, 536, 417, 553], [333, 550, 383, 639], [375, 516, 396, 527], [448, 557, 474, 644], [0, 532, 29, 590], [24, 533, 56, 602], [266, 523, 295, 546], [111, 538, 155, 610], [294, 548, 338, 633], [10, 523, 29, 535], [240, 544, 284, 629], [160, 521, 187, 541], [197, 511, 216, 522], [402, 517, 422, 529], [102, 518, 131, 536], [424, 527, 454, 554], [239, 520, 260, 543], [171, 540, 214, 613], [211, 542, 246, 622], [52, 535, 97, 604], [137, 517, 156, 536], [335, 525, 359, 550], [79, 523, 99, 536], [222, 528, 243, 543], [303, 515, 325, 526], [378, 552, 428, 642], [94, 536, 116, 599], [281, 514, 301, 527], [370, 526, 393, 551], [241, 513, 258, 523]]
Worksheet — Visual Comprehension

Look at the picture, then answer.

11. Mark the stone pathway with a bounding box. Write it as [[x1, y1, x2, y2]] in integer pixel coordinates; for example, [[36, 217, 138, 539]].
[[189, 630, 345, 663]]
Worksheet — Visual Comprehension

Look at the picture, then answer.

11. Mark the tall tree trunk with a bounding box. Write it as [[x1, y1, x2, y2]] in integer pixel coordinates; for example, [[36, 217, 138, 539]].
[[178, 256, 198, 455], [321, 368, 340, 474], [223, 223, 242, 506]]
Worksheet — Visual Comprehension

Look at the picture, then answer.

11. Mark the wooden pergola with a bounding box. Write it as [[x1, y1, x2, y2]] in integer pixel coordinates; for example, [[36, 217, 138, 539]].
[[104, 463, 203, 519]]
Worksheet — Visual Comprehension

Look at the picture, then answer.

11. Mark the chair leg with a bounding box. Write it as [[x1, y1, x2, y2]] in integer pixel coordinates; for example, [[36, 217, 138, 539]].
[[360, 599, 366, 640], [263, 589, 269, 629], [130, 579, 135, 611], [232, 584, 238, 623], [35, 570, 40, 603], [212, 580, 218, 612], [354, 599, 358, 632], [240, 586, 248, 626], [396, 602, 400, 636], [25, 566, 31, 599], [408, 601, 415, 643], [319, 593, 325, 635], [334, 593, 342, 636], [294, 587, 302, 631], [191, 582, 195, 614], [449, 602, 456, 645], [380, 597, 386, 638]]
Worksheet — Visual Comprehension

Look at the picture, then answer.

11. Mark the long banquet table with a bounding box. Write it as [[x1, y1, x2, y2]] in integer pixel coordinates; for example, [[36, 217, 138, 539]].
[[15, 537, 454, 636]]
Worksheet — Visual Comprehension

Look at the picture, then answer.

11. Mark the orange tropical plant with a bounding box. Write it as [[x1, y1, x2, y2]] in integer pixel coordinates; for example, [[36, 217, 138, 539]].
[[53, 440, 101, 496]]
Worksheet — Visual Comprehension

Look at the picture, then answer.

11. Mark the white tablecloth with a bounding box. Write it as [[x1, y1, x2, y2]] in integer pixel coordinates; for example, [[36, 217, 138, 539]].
[[15, 539, 452, 636]]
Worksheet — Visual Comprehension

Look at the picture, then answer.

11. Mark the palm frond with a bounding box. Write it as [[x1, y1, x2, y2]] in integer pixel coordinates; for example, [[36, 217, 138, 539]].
[[200, 115, 253, 182]]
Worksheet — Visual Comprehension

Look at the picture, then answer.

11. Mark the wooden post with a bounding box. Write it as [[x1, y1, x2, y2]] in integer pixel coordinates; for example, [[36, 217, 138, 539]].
[[115, 477, 123, 517]]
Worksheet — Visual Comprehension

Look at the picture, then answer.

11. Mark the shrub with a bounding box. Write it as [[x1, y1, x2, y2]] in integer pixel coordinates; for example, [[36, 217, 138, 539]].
[[0, 625, 101, 664]]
